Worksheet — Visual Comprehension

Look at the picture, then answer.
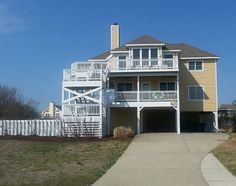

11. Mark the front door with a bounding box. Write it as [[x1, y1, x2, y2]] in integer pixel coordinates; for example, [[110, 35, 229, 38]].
[[142, 82, 151, 91]]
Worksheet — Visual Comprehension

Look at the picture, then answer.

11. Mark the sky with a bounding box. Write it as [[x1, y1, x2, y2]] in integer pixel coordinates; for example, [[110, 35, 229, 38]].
[[0, 0, 236, 111]]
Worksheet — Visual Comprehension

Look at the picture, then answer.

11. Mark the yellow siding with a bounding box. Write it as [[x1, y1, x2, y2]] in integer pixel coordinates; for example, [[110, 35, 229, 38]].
[[179, 59, 217, 112], [141, 77, 176, 90], [110, 108, 137, 133]]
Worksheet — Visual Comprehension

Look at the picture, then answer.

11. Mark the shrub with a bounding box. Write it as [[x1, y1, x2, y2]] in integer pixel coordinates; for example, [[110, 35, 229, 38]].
[[113, 126, 134, 138]]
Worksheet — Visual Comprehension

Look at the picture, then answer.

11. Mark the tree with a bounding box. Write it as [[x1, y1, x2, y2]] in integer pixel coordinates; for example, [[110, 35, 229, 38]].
[[0, 84, 39, 119], [232, 100, 236, 106]]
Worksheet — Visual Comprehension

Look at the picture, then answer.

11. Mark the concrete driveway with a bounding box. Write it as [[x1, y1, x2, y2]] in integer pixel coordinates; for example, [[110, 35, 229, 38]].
[[94, 133, 228, 186]]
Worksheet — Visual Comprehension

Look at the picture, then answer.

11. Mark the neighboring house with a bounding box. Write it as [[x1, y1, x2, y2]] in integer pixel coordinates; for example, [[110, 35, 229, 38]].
[[218, 104, 236, 131], [41, 102, 62, 119], [62, 23, 219, 137], [219, 104, 236, 118]]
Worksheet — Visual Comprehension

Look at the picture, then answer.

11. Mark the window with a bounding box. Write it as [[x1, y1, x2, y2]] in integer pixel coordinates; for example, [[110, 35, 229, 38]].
[[142, 49, 149, 59], [132, 48, 158, 67], [163, 53, 174, 68], [188, 61, 203, 71], [133, 49, 140, 59], [117, 83, 132, 91], [118, 56, 126, 69], [151, 49, 158, 66], [163, 53, 173, 59], [133, 49, 140, 68], [159, 82, 176, 91], [151, 49, 157, 59], [188, 86, 204, 100]]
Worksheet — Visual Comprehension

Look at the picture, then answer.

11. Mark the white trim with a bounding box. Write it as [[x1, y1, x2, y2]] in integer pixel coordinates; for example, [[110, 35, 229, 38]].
[[187, 60, 204, 72], [181, 57, 219, 60], [111, 51, 129, 54], [88, 59, 107, 62], [126, 43, 165, 47], [163, 49, 181, 52], [188, 85, 205, 101]]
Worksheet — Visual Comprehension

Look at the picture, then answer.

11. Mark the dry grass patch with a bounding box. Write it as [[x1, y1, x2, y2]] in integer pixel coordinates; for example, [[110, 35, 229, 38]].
[[212, 133, 236, 176], [0, 136, 132, 186]]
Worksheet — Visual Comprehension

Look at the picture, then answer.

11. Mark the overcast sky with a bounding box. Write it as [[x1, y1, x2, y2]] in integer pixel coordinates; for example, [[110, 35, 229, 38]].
[[0, 0, 235, 110]]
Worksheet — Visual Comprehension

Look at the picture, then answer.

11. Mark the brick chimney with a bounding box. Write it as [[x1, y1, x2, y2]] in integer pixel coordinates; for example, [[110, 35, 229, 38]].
[[111, 23, 120, 50]]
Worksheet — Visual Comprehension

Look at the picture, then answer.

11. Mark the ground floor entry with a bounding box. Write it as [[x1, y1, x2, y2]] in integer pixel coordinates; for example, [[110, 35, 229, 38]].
[[142, 108, 176, 132], [180, 112, 217, 132], [110, 108, 217, 134]]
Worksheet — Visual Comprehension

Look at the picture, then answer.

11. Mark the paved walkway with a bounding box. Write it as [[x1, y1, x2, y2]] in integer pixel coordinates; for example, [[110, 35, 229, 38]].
[[94, 133, 229, 186], [201, 153, 236, 186]]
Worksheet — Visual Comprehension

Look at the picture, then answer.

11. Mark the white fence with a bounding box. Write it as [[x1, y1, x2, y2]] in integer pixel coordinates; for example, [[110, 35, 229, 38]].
[[0, 120, 101, 138]]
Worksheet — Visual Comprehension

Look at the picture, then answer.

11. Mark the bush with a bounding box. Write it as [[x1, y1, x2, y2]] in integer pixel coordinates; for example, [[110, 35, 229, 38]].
[[113, 126, 134, 138]]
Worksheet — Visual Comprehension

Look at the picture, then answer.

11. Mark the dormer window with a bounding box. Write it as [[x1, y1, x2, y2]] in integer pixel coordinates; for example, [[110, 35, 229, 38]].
[[163, 53, 173, 59], [118, 56, 126, 69], [132, 48, 158, 68], [163, 53, 174, 68]]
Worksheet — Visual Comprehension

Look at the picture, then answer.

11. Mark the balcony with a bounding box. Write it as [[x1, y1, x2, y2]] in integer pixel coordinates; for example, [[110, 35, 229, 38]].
[[109, 58, 178, 72], [63, 61, 108, 82], [108, 91, 177, 103]]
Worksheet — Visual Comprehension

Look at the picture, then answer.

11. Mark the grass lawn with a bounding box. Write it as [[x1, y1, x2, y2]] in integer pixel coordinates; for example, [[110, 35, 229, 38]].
[[212, 133, 236, 176], [0, 136, 132, 186]]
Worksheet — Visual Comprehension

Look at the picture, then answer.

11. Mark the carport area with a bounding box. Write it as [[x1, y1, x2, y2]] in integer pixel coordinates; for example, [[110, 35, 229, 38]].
[[141, 108, 176, 133], [180, 112, 217, 132]]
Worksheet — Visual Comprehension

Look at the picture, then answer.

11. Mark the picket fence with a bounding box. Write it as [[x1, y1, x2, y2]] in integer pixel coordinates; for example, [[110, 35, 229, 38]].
[[0, 120, 101, 137]]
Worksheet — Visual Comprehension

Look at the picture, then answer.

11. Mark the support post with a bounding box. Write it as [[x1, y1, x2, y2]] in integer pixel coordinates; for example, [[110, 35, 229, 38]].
[[137, 75, 140, 102], [176, 74, 180, 134], [214, 111, 218, 132], [106, 77, 111, 135], [137, 107, 141, 134], [137, 75, 140, 134]]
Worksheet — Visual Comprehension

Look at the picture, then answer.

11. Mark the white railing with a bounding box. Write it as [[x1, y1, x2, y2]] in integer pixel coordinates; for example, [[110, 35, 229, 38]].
[[63, 69, 102, 81], [64, 61, 108, 81], [110, 58, 178, 71], [63, 104, 100, 116], [71, 61, 107, 71], [0, 119, 102, 137], [108, 91, 137, 102], [108, 91, 177, 102], [139, 91, 177, 102]]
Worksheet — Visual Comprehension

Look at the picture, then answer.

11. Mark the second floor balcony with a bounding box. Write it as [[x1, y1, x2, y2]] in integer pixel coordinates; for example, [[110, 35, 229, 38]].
[[109, 58, 178, 72], [108, 90, 177, 103]]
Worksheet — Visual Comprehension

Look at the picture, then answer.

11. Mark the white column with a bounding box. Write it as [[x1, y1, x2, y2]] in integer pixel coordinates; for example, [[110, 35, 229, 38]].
[[214, 111, 218, 132], [137, 107, 141, 134], [176, 74, 180, 134], [61, 86, 64, 118], [158, 46, 162, 67], [137, 75, 140, 102], [137, 75, 140, 134], [99, 82, 103, 138], [106, 77, 111, 135]]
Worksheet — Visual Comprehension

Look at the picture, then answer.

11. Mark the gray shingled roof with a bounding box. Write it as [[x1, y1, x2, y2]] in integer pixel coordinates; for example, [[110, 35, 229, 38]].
[[90, 36, 218, 60], [90, 51, 110, 60], [111, 45, 129, 52], [219, 104, 236, 111], [166, 43, 218, 58], [126, 35, 164, 45]]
